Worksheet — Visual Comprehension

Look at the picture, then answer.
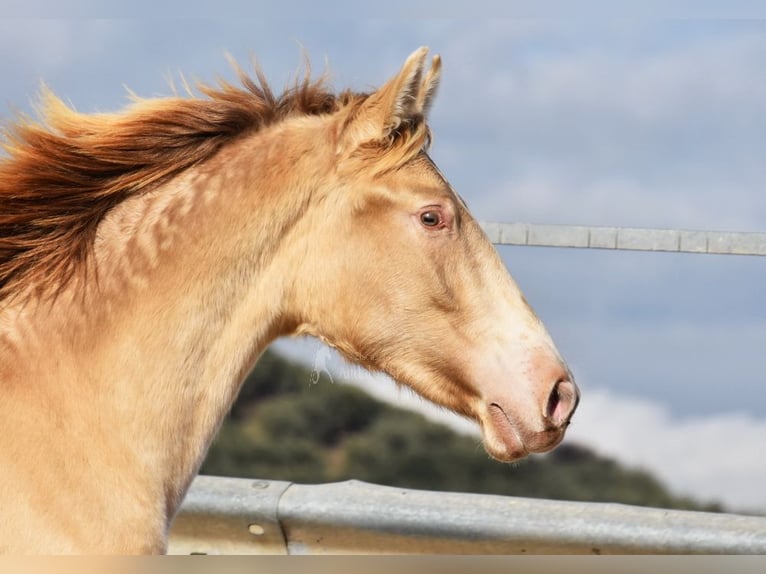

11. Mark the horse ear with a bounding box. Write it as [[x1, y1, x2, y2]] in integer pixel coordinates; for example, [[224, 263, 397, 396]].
[[416, 52, 441, 117], [341, 47, 441, 149]]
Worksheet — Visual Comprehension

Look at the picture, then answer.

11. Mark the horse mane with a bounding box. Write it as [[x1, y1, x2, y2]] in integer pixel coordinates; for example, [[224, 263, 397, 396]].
[[0, 63, 367, 303]]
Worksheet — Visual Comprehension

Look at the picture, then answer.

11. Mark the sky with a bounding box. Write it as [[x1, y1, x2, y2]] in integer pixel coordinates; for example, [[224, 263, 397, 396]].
[[2, 10, 765, 511]]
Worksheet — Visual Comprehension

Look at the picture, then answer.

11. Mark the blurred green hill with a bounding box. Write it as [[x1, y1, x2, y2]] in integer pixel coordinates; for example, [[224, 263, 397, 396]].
[[201, 349, 722, 512]]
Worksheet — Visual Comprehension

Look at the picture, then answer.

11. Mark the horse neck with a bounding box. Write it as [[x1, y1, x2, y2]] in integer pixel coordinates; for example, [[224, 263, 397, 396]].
[[7, 122, 328, 534]]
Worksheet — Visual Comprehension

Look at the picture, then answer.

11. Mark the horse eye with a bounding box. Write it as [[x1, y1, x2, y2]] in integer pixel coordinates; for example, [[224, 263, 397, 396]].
[[420, 210, 441, 227]]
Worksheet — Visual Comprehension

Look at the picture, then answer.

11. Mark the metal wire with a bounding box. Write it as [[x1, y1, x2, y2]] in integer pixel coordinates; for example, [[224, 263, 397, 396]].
[[480, 222, 766, 256]]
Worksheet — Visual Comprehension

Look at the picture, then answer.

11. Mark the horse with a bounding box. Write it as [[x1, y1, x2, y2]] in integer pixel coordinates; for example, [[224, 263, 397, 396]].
[[0, 48, 579, 554]]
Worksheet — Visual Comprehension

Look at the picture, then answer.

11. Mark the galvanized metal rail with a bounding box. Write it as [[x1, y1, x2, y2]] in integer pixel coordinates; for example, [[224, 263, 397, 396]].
[[168, 475, 766, 555], [480, 222, 766, 256]]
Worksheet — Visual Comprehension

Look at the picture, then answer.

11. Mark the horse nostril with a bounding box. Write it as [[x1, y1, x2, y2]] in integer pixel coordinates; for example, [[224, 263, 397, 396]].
[[545, 378, 579, 428]]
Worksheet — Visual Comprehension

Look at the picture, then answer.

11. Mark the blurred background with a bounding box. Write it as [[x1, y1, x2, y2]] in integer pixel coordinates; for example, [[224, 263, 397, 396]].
[[2, 6, 764, 514]]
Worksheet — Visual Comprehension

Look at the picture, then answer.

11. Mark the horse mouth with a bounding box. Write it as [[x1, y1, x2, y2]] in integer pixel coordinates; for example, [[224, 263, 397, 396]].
[[483, 402, 568, 462], [485, 403, 529, 462]]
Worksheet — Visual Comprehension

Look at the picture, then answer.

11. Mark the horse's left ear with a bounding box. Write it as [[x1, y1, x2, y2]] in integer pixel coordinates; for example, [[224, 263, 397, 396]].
[[341, 47, 441, 149]]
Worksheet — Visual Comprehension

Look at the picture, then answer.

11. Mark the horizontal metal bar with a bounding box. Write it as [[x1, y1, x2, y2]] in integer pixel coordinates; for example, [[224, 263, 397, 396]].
[[480, 222, 766, 256], [168, 475, 766, 555], [169, 476, 291, 555]]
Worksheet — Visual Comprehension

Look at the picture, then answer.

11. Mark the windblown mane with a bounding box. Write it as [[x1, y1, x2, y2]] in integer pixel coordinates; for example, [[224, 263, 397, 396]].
[[0, 64, 361, 302]]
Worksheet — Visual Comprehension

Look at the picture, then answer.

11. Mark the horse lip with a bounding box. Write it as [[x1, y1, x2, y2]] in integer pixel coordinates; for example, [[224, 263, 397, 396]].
[[487, 402, 528, 459]]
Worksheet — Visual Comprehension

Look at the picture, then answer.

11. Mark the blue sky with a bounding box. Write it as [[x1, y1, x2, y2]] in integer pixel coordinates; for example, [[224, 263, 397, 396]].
[[2, 15, 765, 510]]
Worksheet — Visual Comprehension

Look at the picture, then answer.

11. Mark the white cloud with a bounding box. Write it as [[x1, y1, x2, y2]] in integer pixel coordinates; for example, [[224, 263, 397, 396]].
[[566, 388, 766, 513]]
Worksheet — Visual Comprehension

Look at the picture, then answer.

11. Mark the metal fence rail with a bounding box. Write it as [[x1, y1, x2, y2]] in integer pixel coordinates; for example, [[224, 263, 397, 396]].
[[480, 222, 766, 256], [168, 475, 766, 555]]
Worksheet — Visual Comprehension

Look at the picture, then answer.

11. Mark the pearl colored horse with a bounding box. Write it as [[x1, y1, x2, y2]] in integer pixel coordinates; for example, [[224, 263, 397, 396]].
[[0, 48, 578, 553]]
